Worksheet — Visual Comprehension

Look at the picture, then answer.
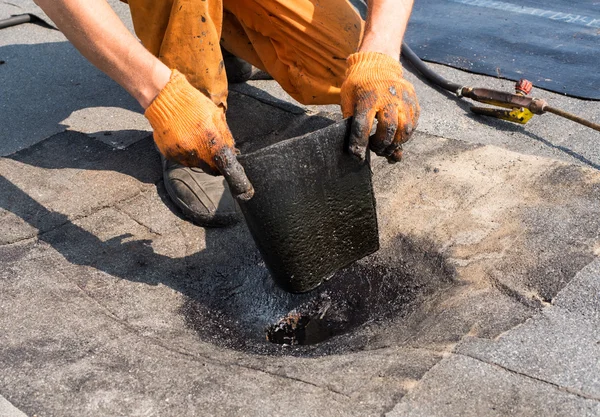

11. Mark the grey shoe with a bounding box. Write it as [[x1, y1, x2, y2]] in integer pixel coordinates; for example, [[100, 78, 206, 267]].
[[223, 50, 253, 84], [161, 156, 241, 227], [223, 49, 272, 83]]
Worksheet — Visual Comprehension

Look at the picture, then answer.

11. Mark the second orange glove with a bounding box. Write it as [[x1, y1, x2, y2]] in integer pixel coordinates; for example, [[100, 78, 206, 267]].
[[145, 70, 254, 200], [341, 52, 420, 162]]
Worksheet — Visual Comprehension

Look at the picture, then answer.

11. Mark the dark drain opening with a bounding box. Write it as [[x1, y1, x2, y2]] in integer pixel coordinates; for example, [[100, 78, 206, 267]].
[[266, 312, 313, 345], [266, 294, 338, 346]]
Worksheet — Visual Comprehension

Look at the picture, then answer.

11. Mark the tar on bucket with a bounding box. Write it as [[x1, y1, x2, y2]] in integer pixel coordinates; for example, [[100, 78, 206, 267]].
[[237, 119, 380, 293]]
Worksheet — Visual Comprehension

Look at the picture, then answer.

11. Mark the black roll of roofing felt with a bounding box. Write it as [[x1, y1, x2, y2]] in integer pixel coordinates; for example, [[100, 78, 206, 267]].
[[405, 0, 600, 100]]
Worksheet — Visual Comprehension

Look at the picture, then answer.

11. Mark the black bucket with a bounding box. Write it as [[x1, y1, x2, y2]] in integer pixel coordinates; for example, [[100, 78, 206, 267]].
[[237, 119, 380, 293]]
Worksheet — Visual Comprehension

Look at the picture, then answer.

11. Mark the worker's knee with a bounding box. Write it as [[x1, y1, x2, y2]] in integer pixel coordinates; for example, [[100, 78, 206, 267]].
[[223, 0, 361, 106]]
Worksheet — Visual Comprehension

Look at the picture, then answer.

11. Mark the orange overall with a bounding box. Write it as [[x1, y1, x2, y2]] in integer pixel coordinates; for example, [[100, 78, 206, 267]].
[[125, 0, 364, 109]]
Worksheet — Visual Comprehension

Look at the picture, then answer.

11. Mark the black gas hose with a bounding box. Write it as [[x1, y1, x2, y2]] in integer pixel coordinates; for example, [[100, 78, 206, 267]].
[[401, 42, 463, 95], [0, 14, 34, 30]]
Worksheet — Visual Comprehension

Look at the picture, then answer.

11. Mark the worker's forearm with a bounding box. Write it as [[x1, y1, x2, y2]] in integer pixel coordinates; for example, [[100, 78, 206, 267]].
[[359, 0, 414, 58], [34, 0, 170, 109]]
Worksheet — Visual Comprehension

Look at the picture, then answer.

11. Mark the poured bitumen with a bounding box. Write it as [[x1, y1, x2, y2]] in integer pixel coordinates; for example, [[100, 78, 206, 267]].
[[2, 4, 600, 416], [181, 236, 455, 356]]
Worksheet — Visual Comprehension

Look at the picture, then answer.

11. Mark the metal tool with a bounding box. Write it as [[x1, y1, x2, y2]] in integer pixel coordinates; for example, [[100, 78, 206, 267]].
[[464, 79, 600, 132], [401, 43, 600, 133]]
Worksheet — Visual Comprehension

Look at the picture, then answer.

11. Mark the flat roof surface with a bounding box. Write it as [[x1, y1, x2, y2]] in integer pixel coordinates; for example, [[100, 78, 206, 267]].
[[1, 2, 600, 416]]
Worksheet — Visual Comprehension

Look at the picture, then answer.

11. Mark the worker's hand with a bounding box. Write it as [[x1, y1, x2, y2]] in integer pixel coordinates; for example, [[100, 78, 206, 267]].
[[341, 52, 420, 162], [145, 70, 254, 201]]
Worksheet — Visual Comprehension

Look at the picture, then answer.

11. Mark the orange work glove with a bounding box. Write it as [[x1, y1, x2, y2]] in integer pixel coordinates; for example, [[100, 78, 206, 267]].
[[145, 70, 254, 201], [341, 52, 420, 162]]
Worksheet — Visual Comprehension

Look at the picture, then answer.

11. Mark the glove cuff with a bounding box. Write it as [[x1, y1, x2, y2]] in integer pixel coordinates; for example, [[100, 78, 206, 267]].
[[346, 52, 403, 78], [144, 70, 212, 142]]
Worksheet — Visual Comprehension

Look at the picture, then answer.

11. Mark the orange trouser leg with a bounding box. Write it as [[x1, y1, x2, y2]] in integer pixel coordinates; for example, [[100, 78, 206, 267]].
[[127, 0, 229, 109], [222, 0, 364, 105], [126, 0, 364, 107]]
